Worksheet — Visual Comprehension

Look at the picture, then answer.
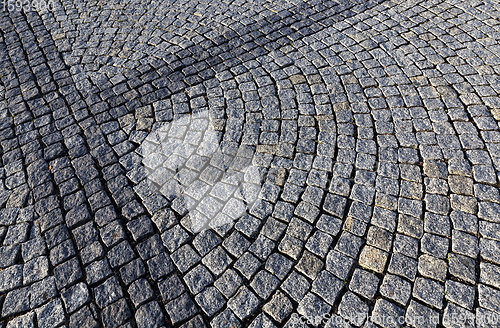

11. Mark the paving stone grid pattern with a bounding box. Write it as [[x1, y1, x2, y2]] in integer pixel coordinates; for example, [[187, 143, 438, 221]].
[[0, 0, 500, 327]]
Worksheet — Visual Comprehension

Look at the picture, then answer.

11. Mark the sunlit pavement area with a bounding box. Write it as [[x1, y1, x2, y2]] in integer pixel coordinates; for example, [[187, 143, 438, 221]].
[[1, 0, 500, 327]]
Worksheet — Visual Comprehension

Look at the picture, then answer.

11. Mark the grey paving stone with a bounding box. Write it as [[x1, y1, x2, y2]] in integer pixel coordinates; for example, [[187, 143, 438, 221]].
[[195, 287, 226, 316], [405, 300, 439, 328], [35, 298, 65, 328], [23, 256, 49, 284], [312, 270, 343, 305], [479, 284, 500, 313], [135, 301, 165, 328], [62, 282, 89, 313], [165, 293, 198, 325], [0, 265, 23, 292], [233, 251, 261, 280], [305, 230, 333, 257], [281, 270, 310, 303], [443, 303, 475, 328], [119, 258, 146, 285], [0, 245, 20, 268], [380, 274, 412, 305], [413, 277, 445, 309], [445, 280, 475, 310], [210, 309, 240, 328], [480, 262, 500, 289], [86, 259, 112, 285], [94, 276, 123, 308], [265, 252, 293, 280], [159, 274, 185, 303], [338, 292, 369, 326], [227, 286, 260, 320], [371, 299, 405, 328], [296, 250, 324, 279], [449, 253, 477, 284], [5, 312, 35, 328], [326, 250, 355, 280], [171, 244, 201, 273], [349, 269, 380, 299], [2, 286, 30, 317], [263, 290, 293, 323], [101, 298, 131, 328], [214, 269, 242, 299], [184, 264, 213, 294], [418, 254, 448, 282], [297, 293, 332, 326], [250, 270, 280, 299], [147, 252, 174, 281], [30, 276, 57, 308], [421, 233, 449, 259], [128, 279, 154, 307], [54, 257, 82, 289]]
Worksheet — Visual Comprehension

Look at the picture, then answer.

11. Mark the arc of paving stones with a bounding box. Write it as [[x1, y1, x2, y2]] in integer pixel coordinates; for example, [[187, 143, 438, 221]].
[[0, 0, 500, 327]]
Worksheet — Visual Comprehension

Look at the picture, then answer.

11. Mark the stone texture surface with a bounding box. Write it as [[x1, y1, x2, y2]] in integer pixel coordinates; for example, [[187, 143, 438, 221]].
[[0, 0, 500, 327]]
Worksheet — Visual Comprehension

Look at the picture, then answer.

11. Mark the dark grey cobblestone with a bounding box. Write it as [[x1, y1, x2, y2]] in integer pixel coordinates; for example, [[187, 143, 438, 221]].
[[1, 0, 500, 326]]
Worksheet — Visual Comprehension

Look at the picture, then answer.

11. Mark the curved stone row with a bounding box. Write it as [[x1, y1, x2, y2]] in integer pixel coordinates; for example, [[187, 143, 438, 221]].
[[0, 0, 499, 327]]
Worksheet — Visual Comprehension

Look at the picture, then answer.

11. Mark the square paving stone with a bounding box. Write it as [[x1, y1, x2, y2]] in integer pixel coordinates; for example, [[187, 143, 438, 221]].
[[305, 230, 333, 257], [479, 284, 500, 313], [62, 282, 89, 313], [312, 270, 343, 305], [119, 258, 146, 285], [417, 254, 448, 282], [349, 268, 380, 299], [263, 291, 293, 323], [195, 287, 225, 316], [380, 274, 412, 306], [54, 257, 82, 289], [214, 269, 242, 299], [128, 279, 154, 307], [296, 250, 324, 280], [405, 300, 439, 328], [480, 262, 500, 289], [445, 280, 475, 310], [211, 309, 240, 328], [171, 245, 201, 273], [297, 293, 332, 326], [135, 301, 165, 328], [2, 286, 30, 317], [101, 298, 131, 328], [158, 274, 185, 303], [233, 251, 261, 280], [147, 252, 174, 281], [449, 253, 476, 284], [250, 270, 280, 299], [227, 286, 260, 320], [338, 292, 369, 326], [36, 298, 65, 328], [94, 276, 123, 308], [183, 264, 213, 294], [413, 277, 444, 309], [371, 299, 405, 328], [165, 293, 198, 325], [30, 276, 57, 308]]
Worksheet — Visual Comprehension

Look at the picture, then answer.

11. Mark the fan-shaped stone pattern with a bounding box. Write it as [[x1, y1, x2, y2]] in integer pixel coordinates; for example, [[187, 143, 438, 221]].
[[0, 0, 499, 327]]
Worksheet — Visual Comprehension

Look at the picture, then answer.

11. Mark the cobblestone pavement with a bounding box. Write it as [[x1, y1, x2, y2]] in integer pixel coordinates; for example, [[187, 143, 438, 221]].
[[0, 0, 500, 327]]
